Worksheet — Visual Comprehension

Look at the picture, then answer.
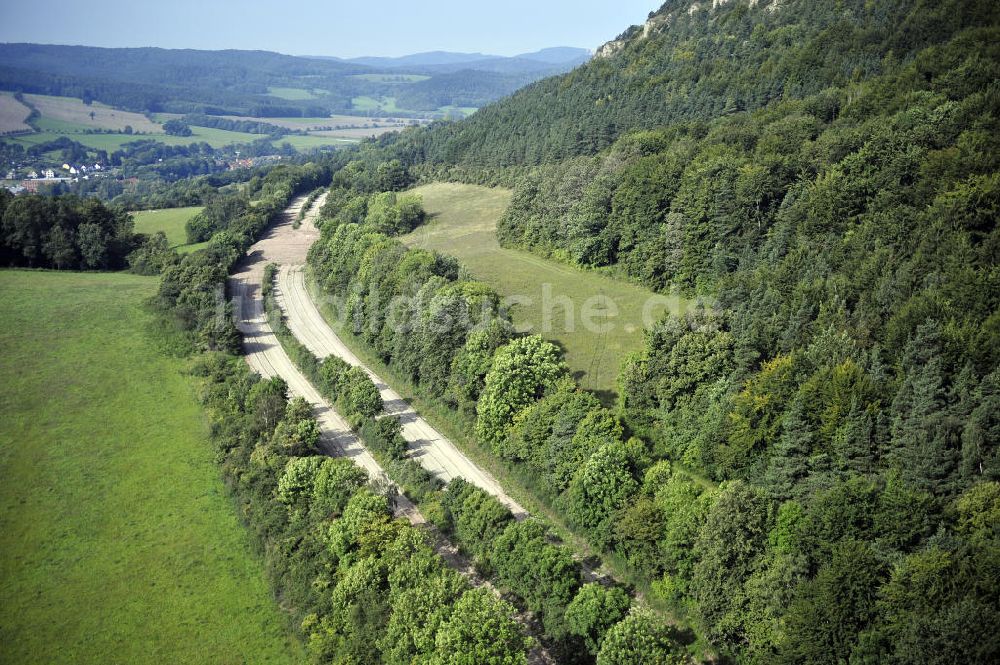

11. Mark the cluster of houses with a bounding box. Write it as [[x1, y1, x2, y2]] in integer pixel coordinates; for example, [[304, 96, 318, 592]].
[[60, 162, 103, 176], [3, 162, 107, 194], [225, 154, 282, 171]]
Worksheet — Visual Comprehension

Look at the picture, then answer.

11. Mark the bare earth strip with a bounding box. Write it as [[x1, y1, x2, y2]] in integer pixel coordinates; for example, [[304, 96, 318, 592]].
[[276, 264, 525, 517], [0, 94, 32, 134], [231, 192, 526, 516], [229, 194, 524, 517], [228, 195, 422, 524]]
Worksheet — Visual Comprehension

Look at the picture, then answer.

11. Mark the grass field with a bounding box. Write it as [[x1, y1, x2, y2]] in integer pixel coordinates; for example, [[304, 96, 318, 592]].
[[402, 183, 692, 396], [25, 94, 161, 133], [352, 95, 405, 113], [0, 270, 303, 664], [436, 105, 479, 118], [132, 206, 206, 252], [4, 125, 263, 151], [266, 86, 322, 100], [275, 134, 358, 150], [0, 93, 32, 134]]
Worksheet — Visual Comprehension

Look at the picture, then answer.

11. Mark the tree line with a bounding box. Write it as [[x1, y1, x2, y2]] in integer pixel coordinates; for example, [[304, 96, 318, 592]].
[[0, 191, 137, 270], [194, 351, 533, 664]]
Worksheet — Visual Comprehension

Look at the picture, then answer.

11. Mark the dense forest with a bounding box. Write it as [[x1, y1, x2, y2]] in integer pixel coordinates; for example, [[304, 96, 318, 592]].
[[389, 0, 998, 166], [300, 0, 1000, 662]]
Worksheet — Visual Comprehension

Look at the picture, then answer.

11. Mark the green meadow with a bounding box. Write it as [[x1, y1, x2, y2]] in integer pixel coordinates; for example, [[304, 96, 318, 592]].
[[403, 183, 692, 396], [4, 125, 262, 151], [266, 86, 323, 100], [0, 270, 303, 665], [274, 133, 359, 150], [351, 95, 405, 113], [131, 206, 207, 253]]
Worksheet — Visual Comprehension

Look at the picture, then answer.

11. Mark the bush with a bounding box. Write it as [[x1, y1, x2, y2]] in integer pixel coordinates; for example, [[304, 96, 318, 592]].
[[360, 416, 407, 459]]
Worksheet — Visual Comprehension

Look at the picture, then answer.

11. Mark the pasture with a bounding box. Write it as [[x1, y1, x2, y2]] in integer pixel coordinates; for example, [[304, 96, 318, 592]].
[[0, 93, 33, 134], [266, 86, 323, 100], [352, 95, 405, 113], [0, 270, 303, 664], [24, 93, 161, 133], [274, 133, 359, 150], [4, 125, 263, 151], [402, 183, 692, 396], [132, 206, 206, 252]]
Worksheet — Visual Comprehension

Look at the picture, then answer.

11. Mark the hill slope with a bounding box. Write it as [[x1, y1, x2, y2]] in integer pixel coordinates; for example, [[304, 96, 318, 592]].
[[344, 1, 1000, 662], [393, 0, 999, 165]]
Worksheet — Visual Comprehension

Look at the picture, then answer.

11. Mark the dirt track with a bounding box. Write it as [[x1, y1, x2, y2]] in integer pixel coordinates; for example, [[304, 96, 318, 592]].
[[275, 264, 526, 516], [228, 192, 525, 519], [226, 195, 588, 661], [228, 195, 422, 523]]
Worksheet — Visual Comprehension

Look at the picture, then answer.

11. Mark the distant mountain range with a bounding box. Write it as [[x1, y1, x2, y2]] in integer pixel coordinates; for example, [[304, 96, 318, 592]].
[[0, 43, 592, 119], [308, 47, 592, 75]]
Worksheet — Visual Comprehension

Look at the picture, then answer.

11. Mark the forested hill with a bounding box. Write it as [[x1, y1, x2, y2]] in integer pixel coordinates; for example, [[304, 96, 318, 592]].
[[340, 1, 1000, 662], [392, 0, 998, 166]]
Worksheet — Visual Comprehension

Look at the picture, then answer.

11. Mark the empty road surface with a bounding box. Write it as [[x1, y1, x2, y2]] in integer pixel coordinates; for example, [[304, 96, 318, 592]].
[[229, 193, 525, 519], [228, 194, 421, 523], [275, 264, 525, 516]]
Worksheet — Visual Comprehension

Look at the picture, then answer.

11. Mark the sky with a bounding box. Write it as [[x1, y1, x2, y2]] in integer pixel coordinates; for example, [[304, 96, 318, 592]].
[[0, 0, 660, 58]]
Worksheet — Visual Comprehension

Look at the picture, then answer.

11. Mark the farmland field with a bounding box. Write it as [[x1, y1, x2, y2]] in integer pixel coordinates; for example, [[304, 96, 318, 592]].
[[0, 270, 303, 665], [273, 133, 359, 150], [162, 113, 416, 143], [266, 86, 323, 100], [352, 95, 405, 113], [132, 206, 205, 252], [24, 93, 161, 133], [402, 183, 692, 396], [0, 93, 32, 134], [4, 125, 263, 151], [0, 94, 367, 151], [213, 114, 416, 130]]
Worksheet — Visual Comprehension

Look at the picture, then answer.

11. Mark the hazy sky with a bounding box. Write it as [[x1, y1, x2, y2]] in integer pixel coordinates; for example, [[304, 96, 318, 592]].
[[0, 1, 659, 58]]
